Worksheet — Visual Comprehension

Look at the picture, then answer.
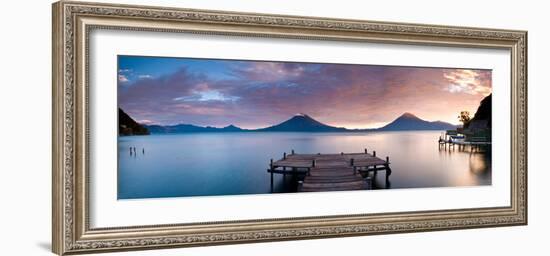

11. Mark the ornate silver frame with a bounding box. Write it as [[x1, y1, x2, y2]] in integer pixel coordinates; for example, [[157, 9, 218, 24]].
[[52, 1, 527, 255]]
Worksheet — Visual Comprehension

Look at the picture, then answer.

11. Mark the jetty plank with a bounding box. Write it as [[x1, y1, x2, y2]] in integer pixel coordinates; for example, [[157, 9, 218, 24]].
[[268, 152, 391, 192]]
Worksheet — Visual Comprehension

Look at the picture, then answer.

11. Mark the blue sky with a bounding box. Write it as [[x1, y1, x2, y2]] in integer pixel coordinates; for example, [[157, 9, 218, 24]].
[[118, 56, 238, 82], [118, 55, 492, 129]]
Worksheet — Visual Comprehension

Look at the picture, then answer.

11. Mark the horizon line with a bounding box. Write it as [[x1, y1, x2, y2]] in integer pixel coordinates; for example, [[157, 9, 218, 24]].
[[134, 112, 460, 130]]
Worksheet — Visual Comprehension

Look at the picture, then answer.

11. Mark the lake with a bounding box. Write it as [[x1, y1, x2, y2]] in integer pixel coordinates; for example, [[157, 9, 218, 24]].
[[118, 131, 491, 199]]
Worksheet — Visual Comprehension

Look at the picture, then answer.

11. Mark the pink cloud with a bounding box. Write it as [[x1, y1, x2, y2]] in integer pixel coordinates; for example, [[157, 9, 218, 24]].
[[119, 60, 492, 129], [443, 69, 492, 96], [118, 74, 129, 83]]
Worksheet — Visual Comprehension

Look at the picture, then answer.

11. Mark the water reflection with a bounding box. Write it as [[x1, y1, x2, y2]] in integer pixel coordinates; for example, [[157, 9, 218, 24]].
[[436, 144, 491, 187], [118, 131, 491, 199]]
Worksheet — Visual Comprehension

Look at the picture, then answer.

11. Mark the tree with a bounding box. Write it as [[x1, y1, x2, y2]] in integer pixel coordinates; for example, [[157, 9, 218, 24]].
[[458, 111, 471, 127]]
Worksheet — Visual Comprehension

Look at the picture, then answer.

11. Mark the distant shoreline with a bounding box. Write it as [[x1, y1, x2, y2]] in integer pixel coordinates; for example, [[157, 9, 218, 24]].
[[141, 113, 457, 135], [119, 129, 451, 136]]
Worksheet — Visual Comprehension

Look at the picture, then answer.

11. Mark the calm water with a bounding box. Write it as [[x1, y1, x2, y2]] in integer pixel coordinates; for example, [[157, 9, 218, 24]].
[[118, 131, 491, 199]]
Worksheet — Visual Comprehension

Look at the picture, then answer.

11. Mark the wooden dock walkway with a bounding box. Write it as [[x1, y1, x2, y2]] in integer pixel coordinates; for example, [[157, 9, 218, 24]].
[[439, 132, 491, 152], [268, 150, 391, 192]]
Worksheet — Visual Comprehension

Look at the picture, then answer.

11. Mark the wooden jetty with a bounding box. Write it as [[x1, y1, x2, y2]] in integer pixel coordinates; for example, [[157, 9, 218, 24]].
[[267, 149, 391, 192], [439, 130, 491, 152]]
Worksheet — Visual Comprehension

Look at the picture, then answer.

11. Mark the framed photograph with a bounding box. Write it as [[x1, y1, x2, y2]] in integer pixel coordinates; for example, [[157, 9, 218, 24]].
[[52, 1, 527, 255]]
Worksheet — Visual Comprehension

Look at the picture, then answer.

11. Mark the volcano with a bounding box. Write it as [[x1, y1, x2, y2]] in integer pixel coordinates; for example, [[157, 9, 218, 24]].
[[378, 112, 456, 131], [258, 113, 347, 132]]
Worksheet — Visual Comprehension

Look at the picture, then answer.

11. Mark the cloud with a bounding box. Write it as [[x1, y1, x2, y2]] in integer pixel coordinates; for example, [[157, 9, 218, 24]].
[[137, 119, 154, 124], [230, 62, 308, 82], [118, 69, 134, 83], [173, 89, 240, 102], [118, 74, 129, 83], [118, 59, 492, 128], [443, 69, 492, 96], [138, 74, 153, 79], [119, 68, 243, 126]]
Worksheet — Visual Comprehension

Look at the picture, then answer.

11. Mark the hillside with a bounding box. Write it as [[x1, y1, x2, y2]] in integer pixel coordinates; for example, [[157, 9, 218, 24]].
[[466, 94, 492, 128], [119, 108, 150, 136]]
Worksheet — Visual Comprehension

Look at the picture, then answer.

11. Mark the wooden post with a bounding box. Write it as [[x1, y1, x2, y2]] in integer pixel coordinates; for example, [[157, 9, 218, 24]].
[[350, 158, 354, 167], [365, 176, 373, 189], [283, 152, 287, 159], [385, 169, 391, 188], [364, 148, 368, 154], [270, 159, 274, 191], [312, 159, 316, 167], [291, 149, 295, 155], [384, 157, 392, 189], [373, 151, 376, 157]]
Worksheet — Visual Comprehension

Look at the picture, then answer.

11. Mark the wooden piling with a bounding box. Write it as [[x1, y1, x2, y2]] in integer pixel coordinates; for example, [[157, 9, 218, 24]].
[[269, 151, 391, 192], [365, 176, 373, 189], [270, 158, 274, 191], [384, 156, 392, 188]]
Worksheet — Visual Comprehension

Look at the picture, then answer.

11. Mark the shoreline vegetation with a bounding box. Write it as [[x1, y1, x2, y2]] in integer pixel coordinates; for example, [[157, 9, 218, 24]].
[[440, 94, 492, 146], [118, 94, 491, 136]]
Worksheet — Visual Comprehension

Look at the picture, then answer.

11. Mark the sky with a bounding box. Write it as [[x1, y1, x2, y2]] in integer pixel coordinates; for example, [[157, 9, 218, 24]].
[[118, 55, 492, 129]]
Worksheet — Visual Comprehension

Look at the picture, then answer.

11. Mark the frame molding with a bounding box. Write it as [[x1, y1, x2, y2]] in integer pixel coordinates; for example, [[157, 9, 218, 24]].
[[52, 1, 527, 255]]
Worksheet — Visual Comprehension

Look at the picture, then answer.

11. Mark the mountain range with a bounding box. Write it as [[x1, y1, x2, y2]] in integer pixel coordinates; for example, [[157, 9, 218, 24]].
[[140, 112, 456, 134], [146, 124, 243, 133]]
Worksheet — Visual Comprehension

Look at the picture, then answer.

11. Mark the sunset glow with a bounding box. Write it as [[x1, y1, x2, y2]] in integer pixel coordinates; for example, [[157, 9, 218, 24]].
[[118, 56, 492, 129]]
